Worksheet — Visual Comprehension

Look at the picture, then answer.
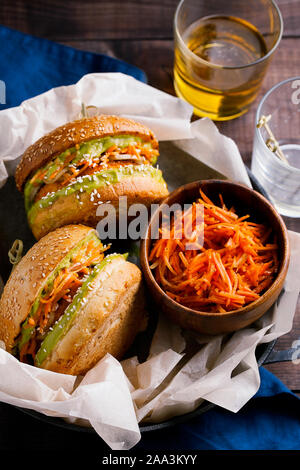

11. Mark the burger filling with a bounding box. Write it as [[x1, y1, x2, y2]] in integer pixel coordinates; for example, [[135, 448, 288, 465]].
[[13, 231, 110, 365], [24, 135, 159, 212]]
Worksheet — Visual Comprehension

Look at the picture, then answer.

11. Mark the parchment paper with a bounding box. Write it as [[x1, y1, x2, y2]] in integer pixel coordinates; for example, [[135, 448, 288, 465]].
[[0, 73, 299, 450]]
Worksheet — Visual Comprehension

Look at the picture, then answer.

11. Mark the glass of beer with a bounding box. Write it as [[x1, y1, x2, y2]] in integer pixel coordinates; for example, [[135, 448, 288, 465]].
[[174, 0, 283, 120]]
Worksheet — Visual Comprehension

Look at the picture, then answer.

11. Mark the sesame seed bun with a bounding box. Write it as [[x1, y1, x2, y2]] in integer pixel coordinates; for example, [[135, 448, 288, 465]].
[[15, 115, 158, 191], [0, 225, 147, 375], [0, 224, 94, 351]]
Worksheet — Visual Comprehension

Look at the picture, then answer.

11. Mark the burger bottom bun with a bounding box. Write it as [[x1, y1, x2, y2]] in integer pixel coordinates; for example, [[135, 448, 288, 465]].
[[30, 174, 168, 239], [41, 256, 147, 376]]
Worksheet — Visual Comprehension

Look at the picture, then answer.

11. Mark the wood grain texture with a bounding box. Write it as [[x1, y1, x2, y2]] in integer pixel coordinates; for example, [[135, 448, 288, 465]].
[[0, 0, 299, 39], [0, 0, 178, 40], [0, 0, 299, 394]]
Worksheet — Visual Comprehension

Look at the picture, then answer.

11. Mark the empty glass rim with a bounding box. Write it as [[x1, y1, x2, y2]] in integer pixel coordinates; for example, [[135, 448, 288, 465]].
[[174, 0, 283, 70], [255, 76, 300, 174]]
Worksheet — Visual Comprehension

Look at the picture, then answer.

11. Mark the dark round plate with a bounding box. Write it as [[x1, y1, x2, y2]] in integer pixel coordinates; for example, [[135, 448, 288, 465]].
[[14, 167, 276, 434]]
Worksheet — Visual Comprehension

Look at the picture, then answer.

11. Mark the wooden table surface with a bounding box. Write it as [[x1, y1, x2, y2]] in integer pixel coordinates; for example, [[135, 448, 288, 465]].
[[0, 0, 299, 448]]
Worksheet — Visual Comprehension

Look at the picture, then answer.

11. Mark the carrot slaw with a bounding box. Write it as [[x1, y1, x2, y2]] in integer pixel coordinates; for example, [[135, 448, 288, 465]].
[[149, 190, 279, 313]]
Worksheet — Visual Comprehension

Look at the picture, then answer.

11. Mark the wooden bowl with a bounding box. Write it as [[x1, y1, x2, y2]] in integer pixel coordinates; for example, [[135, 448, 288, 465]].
[[140, 180, 290, 335]]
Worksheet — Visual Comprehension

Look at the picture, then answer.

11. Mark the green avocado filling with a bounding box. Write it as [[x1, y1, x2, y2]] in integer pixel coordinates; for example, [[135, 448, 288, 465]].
[[35, 253, 126, 368], [24, 134, 158, 212], [14, 230, 101, 359], [27, 164, 166, 225]]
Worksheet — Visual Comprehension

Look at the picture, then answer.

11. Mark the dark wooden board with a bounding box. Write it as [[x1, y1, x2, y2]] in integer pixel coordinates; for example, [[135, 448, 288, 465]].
[[0, 0, 299, 39]]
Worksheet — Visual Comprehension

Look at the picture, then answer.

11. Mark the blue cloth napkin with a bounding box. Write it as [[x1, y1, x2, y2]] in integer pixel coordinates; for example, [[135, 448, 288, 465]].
[[0, 24, 299, 452], [137, 368, 300, 451], [0, 25, 146, 110]]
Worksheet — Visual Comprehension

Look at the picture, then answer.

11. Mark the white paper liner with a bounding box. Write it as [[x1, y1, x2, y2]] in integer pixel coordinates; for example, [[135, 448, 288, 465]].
[[0, 73, 299, 450]]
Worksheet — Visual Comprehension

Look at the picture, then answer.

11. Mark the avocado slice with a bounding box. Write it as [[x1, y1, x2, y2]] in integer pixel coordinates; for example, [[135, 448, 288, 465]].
[[34, 253, 127, 367]]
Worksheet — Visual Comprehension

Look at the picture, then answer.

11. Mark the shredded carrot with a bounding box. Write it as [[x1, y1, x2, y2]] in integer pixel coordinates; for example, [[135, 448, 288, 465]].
[[149, 191, 279, 313]]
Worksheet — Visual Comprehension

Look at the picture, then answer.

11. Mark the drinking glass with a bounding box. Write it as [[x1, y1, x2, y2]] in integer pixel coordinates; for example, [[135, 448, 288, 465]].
[[174, 0, 283, 120], [251, 77, 300, 218]]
